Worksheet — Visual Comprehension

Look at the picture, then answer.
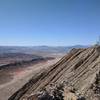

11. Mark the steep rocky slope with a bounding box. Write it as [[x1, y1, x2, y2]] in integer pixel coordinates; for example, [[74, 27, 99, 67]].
[[9, 46, 100, 100]]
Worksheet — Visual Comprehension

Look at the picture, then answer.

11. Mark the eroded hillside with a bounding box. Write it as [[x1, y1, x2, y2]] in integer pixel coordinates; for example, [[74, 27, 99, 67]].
[[9, 46, 100, 100]]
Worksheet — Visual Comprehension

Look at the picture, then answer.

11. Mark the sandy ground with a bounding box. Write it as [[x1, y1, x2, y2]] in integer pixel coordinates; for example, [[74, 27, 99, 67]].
[[0, 58, 61, 100]]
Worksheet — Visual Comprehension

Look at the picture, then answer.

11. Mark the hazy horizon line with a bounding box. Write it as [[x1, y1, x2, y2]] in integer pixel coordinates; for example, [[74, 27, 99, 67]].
[[0, 44, 91, 47]]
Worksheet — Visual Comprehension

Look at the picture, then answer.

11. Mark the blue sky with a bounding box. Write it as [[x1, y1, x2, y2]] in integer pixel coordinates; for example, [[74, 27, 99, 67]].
[[0, 0, 100, 46]]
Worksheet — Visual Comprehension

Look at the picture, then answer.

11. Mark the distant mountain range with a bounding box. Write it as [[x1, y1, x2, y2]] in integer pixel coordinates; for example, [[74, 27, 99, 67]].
[[0, 45, 89, 55]]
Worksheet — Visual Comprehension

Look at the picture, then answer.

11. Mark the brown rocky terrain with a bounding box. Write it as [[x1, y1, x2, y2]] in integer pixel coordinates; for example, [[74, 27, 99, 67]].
[[9, 45, 100, 100], [0, 53, 43, 65], [0, 52, 61, 100], [0, 57, 54, 85], [0, 57, 60, 100]]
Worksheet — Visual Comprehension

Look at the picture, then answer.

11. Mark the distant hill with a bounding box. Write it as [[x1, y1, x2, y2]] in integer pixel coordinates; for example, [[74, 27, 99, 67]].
[[0, 45, 89, 55], [0, 52, 43, 65]]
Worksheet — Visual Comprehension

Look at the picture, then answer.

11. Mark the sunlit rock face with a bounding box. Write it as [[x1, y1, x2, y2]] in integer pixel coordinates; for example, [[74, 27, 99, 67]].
[[9, 46, 100, 100]]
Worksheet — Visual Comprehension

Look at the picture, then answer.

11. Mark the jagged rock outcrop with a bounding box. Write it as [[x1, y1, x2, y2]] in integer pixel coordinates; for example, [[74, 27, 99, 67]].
[[9, 46, 100, 100]]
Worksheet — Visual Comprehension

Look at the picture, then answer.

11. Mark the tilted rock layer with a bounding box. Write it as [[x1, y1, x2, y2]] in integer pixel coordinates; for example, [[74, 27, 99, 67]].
[[9, 46, 100, 100]]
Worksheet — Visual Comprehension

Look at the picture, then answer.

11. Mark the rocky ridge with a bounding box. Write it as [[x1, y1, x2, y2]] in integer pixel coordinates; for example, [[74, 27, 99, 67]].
[[9, 46, 100, 100]]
